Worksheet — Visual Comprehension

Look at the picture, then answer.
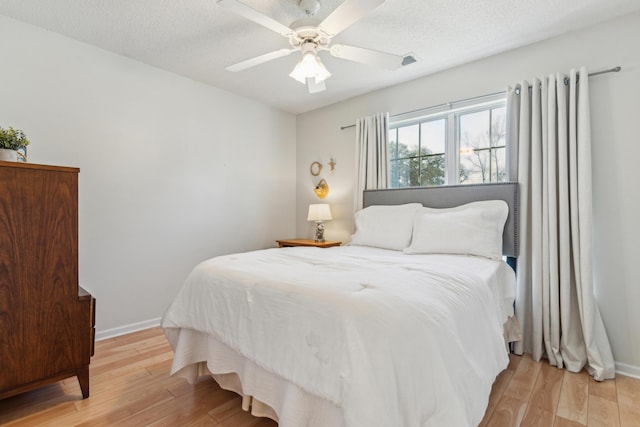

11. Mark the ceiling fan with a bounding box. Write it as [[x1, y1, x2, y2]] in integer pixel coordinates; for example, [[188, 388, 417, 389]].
[[217, 0, 416, 93]]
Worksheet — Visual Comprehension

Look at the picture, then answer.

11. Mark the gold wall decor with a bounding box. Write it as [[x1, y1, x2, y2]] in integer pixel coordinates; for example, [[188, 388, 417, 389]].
[[314, 178, 329, 199], [310, 161, 323, 176]]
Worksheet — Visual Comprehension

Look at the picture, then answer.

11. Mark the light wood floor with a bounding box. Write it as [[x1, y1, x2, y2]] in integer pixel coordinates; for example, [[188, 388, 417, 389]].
[[1, 328, 638, 426]]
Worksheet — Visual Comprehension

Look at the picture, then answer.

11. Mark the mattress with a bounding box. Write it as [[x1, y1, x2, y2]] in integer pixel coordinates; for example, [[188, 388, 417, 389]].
[[162, 245, 517, 426]]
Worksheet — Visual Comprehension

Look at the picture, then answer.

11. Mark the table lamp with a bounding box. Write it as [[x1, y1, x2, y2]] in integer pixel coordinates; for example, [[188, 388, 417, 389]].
[[307, 204, 332, 242]]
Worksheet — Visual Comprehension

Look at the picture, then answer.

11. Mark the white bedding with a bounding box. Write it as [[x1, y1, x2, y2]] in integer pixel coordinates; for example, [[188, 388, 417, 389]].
[[162, 246, 516, 426]]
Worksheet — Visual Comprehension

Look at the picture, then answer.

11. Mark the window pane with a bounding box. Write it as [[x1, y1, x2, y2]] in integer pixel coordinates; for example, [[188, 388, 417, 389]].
[[389, 159, 399, 188], [408, 157, 421, 187], [459, 107, 507, 184], [398, 124, 419, 158], [420, 155, 445, 186], [491, 107, 506, 148], [460, 110, 490, 150], [420, 119, 445, 154], [460, 147, 507, 183], [394, 158, 411, 188], [388, 129, 398, 160], [460, 149, 490, 184], [490, 147, 506, 182]]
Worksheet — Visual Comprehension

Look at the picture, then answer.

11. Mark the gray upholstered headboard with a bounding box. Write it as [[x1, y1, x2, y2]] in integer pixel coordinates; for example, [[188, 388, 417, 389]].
[[363, 182, 519, 258]]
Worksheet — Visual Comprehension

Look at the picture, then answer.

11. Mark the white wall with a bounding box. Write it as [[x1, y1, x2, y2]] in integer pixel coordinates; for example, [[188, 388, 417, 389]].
[[0, 15, 297, 336], [296, 12, 640, 375]]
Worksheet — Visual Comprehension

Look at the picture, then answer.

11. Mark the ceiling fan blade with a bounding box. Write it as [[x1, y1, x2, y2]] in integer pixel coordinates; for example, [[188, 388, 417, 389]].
[[319, 0, 385, 36], [217, 0, 294, 37], [330, 44, 406, 69], [226, 49, 295, 72], [307, 78, 326, 94]]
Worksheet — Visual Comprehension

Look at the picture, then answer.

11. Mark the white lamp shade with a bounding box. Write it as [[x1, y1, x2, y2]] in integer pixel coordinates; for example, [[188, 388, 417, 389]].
[[311, 56, 331, 83], [307, 204, 332, 221], [289, 52, 331, 84]]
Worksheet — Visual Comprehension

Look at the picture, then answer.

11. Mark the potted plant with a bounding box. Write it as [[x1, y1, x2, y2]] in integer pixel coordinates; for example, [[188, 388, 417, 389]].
[[0, 126, 30, 161]]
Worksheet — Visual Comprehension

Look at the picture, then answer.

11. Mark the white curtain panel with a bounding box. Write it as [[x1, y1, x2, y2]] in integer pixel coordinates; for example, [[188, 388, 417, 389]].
[[354, 113, 389, 211], [506, 67, 615, 380]]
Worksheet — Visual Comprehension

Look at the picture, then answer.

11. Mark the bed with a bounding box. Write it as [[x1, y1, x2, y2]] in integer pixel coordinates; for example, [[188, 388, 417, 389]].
[[161, 182, 520, 427]]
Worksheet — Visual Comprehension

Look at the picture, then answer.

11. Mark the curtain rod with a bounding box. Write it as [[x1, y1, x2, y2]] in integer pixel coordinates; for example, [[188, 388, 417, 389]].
[[339, 66, 622, 130]]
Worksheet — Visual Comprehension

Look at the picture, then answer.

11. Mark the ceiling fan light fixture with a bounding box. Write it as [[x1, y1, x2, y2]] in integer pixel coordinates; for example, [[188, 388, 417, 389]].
[[313, 56, 331, 83], [289, 51, 331, 84]]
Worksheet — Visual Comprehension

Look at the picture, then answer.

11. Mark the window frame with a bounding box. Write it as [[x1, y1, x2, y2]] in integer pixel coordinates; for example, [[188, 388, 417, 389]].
[[388, 94, 507, 187]]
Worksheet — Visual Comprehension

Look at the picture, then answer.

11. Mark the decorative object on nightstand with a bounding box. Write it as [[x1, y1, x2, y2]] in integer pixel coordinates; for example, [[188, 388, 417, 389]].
[[0, 126, 30, 162], [307, 203, 332, 242], [276, 238, 341, 248], [314, 178, 329, 198]]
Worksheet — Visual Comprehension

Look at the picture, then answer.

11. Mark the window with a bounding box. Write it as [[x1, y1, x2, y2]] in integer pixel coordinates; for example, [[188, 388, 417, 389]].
[[388, 97, 506, 187]]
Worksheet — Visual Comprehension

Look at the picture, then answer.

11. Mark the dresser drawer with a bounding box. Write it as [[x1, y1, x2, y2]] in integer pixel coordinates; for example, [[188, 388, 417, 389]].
[[79, 287, 96, 357], [90, 296, 96, 357]]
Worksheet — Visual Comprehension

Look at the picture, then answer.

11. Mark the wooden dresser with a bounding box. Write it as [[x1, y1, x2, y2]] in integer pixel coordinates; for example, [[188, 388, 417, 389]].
[[0, 161, 95, 400]]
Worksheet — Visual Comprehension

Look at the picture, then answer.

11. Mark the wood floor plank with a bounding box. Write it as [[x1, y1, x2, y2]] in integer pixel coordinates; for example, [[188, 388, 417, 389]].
[[553, 415, 586, 426], [3, 401, 78, 426], [479, 369, 514, 427], [68, 390, 176, 427], [182, 413, 219, 426], [587, 394, 621, 427], [87, 348, 141, 369], [507, 353, 522, 372], [69, 374, 184, 419], [0, 383, 81, 424], [616, 374, 640, 408], [123, 376, 243, 426], [216, 410, 274, 427], [90, 350, 174, 384], [556, 370, 589, 424], [520, 406, 555, 427], [589, 375, 618, 402], [619, 403, 640, 427], [2, 326, 639, 427], [90, 345, 173, 377], [208, 395, 247, 422], [86, 367, 154, 394], [208, 395, 275, 427], [616, 374, 640, 427], [528, 362, 564, 414], [503, 354, 542, 402], [168, 376, 218, 398], [76, 365, 181, 409], [486, 395, 528, 427]]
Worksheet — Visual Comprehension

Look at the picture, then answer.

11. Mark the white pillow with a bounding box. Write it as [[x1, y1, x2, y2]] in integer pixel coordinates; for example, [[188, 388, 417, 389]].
[[403, 200, 508, 260], [348, 203, 423, 251]]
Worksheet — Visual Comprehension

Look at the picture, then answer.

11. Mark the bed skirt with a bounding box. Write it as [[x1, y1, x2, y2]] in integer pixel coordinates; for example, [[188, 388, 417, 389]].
[[166, 327, 344, 426], [504, 315, 522, 346], [166, 319, 521, 426]]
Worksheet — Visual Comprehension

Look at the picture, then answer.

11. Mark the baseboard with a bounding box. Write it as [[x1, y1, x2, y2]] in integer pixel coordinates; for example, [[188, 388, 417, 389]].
[[95, 317, 162, 341], [615, 361, 640, 379]]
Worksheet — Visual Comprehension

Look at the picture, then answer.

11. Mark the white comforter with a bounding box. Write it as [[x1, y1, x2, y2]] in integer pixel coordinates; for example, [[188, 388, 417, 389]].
[[162, 246, 516, 427]]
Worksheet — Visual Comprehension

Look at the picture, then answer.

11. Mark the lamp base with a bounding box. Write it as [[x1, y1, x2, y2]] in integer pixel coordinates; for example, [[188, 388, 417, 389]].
[[314, 221, 325, 242]]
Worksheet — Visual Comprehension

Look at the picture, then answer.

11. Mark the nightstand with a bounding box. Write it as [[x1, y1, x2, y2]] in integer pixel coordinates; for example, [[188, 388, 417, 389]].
[[276, 239, 341, 248]]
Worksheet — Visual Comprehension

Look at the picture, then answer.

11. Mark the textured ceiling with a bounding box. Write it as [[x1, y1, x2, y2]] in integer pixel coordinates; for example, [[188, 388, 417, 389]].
[[1, 0, 639, 114]]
